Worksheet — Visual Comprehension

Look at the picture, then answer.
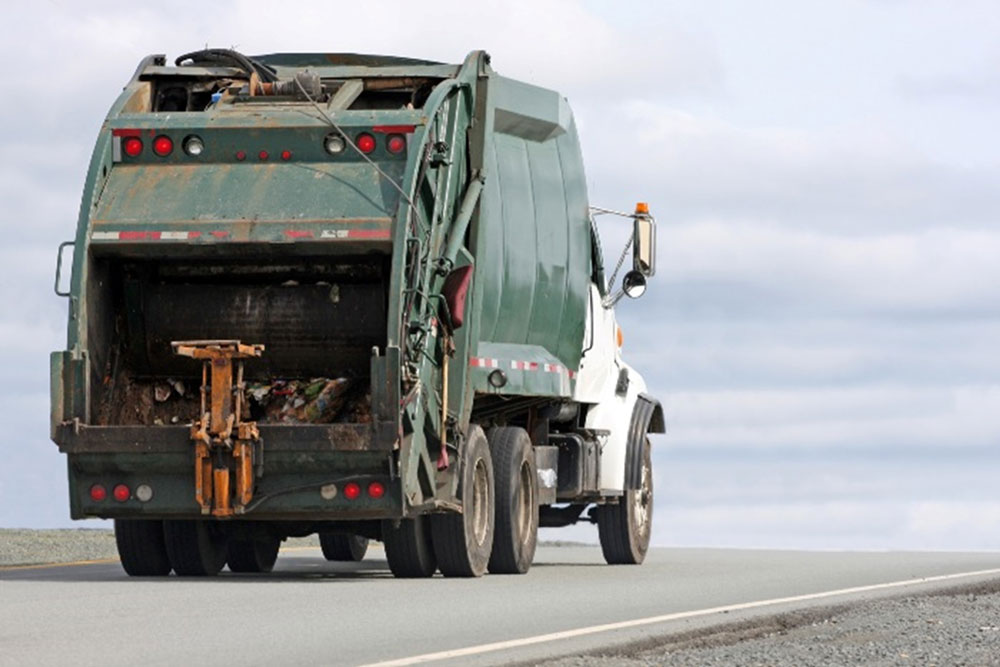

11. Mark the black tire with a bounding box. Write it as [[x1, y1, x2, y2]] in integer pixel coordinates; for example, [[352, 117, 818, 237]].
[[226, 537, 280, 573], [598, 436, 653, 564], [114, 519, 172, 576], [320, 533, 369, 562], [487, 427, 538, 574], [163, 520, 228, 576], [431, 425, 495, 577], [382, 516, 437, 578]]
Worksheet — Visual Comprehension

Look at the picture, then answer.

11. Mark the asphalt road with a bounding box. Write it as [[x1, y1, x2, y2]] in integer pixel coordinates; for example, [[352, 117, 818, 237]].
[[2, 546, 1000, 666]]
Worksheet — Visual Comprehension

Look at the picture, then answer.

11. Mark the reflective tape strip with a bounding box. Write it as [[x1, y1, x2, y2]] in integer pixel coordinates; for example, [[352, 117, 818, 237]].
[[471, 357, 577, 379]]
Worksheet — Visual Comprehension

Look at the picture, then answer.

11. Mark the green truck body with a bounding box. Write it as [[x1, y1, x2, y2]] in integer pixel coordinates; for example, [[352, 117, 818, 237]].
[[51, 49, 663, 577]]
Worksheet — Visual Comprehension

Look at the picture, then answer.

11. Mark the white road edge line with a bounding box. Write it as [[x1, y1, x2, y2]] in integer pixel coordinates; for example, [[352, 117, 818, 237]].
[[360, 567, 1000, 666]]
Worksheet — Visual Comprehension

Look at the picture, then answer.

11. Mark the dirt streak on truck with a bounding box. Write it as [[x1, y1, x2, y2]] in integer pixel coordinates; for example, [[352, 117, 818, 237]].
[[50, 48, 664, 577]]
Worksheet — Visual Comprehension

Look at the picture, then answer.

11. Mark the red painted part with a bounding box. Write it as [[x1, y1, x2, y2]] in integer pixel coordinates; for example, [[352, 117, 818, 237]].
[[284, 230, 314, 239], [441, 265, 473, 330], [111, 128, 143, 137], [187, 231, 202, 238], [346, 229, 391, 239], [210, 231, 230, 238], [372, 125, 416, 134], [119, 231, 161, 240]]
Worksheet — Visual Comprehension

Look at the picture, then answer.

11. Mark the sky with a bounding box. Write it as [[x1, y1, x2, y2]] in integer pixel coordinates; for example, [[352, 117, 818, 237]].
[[1, 1, 998, 550]]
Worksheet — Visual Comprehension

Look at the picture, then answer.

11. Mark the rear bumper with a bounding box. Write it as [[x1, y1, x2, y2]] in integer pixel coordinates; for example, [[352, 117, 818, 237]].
[[57, 424, 404, 521]]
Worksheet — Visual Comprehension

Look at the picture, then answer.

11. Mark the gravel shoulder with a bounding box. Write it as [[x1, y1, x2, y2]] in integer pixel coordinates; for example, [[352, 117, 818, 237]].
[[537, 580, 1000, 667]]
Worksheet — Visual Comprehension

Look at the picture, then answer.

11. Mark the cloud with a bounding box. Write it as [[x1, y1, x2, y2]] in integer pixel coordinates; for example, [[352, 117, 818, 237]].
[[583, 102, 1000, 231], [658, 385, 1000, 451]]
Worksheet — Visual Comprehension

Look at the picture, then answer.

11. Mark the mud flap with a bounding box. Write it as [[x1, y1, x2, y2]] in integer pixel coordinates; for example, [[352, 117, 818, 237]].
[[624, 393, 664, 490]]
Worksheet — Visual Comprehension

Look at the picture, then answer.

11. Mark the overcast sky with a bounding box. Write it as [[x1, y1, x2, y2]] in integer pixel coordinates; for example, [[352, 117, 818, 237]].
[[1, 1, 998, 550]]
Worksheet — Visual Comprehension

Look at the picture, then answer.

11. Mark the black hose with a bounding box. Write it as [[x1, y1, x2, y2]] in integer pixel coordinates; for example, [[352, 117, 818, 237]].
[[175, 48, 277, 83]]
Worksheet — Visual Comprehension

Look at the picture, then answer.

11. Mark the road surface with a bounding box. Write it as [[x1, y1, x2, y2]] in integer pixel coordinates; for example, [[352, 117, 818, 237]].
[[2, 546, 999, 666]]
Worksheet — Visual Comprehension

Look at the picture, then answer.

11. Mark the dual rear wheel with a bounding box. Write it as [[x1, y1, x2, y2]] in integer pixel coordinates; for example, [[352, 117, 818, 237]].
[[114, 520, 279, 576], [382, 424, 540, 578]]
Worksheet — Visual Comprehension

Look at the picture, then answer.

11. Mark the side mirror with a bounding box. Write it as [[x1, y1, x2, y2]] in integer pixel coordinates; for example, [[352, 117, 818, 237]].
[[622, 270, 647, 299], [633, 213, 656, 277]]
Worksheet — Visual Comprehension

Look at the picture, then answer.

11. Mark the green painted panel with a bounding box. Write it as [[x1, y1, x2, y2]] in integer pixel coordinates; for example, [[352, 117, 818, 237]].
[[471, 73, 592, 394], [94, 161, 405, 225]]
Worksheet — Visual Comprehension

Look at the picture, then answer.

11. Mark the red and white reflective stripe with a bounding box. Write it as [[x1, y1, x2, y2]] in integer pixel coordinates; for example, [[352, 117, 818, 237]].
[[320, 229, 391, 240], [90, 228, 388, 241], [470, 357, 577, 380], [91, 230, 227, 241]]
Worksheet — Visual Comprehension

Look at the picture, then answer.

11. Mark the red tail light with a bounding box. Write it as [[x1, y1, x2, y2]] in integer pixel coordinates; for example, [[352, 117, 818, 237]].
[[343, 482, 361, 500], [123, 137, 143, 157], [356, 133, 376, 154], [258, 150, 269, 161], [112, 484, 131, 502], [368, 481, 385, 499], [89, 484, 107, 502], [386, 134, 406, 154], [152, 135, 173, 157], [281, 150, 292, 161]]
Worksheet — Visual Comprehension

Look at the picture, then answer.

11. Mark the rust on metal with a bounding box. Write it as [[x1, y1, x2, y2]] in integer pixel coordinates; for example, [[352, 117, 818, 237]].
[[172, 339, 264, 517]]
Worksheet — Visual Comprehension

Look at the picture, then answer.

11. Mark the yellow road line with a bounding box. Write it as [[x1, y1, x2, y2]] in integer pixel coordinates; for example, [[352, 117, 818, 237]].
[[0, 557, 120, 572]]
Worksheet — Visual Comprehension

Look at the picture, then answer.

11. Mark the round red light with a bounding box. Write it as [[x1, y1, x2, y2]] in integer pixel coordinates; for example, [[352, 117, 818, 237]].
[[235, 150, 246, 161], [259, 150, 269, 161], [152, 135, 173, 157], [112, 484, 130, 502], [343, 482, 361, 500], [89, 484, 107, 502], [281, 150, 292, 161], [123, 137, 143, 157], [386, 134, 406, 154], [368, 481, 385, 499], [356, 133, 376, 154]]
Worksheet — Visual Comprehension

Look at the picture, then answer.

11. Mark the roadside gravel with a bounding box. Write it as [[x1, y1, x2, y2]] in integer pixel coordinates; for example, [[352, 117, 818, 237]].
[[0, 528, 319, 567], [539, 582, 1000, 667]]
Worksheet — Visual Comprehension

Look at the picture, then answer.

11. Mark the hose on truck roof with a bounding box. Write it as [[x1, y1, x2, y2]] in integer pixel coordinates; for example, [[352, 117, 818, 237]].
[[175, 48, 277, 83]]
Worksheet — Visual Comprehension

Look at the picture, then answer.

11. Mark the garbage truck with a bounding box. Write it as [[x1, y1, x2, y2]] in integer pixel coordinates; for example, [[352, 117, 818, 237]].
[[50, 49, 664, 578]]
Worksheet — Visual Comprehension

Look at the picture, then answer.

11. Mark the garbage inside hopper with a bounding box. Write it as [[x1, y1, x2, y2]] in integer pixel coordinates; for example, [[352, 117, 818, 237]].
[[102, 373, 370, 426], [247, 378, 371, 424]]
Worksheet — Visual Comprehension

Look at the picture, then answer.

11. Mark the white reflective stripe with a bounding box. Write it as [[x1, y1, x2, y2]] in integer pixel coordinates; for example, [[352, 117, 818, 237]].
[[361, 568, 1000, 667], [320, 229, 349, 239], [91, 231, 118, 240], [159, 231, 188, 240]]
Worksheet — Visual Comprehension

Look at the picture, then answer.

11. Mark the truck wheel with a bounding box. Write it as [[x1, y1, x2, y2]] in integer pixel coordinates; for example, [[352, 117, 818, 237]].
[[163, 520, 228, 576], [114, 519, 172, 576], [431, 425, 495, 577], [598, 436, 653, 564], [320, 533, 369, 562], [487, 427, 538, 574], [382, 517, 437, 578], [226, 537, 280, 573]]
